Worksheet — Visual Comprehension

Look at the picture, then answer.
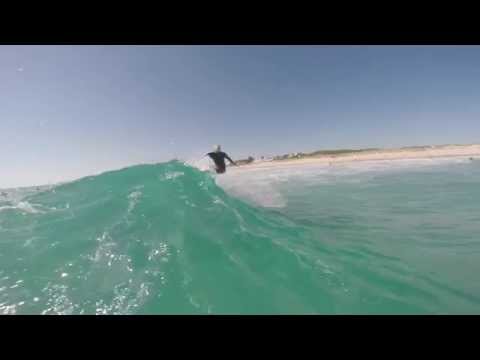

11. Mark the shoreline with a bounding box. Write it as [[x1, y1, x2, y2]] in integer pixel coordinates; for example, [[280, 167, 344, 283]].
[[235, 144, 480, 170]]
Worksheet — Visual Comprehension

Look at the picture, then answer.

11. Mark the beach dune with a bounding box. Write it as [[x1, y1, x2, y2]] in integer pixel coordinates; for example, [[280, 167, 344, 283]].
[[237, 144, 480, 170]]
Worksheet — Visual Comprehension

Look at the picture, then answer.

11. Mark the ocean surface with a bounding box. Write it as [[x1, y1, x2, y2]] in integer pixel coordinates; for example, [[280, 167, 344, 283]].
[[1, 157, 480, 314]]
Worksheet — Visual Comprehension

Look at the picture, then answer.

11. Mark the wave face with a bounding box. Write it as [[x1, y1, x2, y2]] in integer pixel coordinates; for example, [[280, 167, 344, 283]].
[[1, 159, 480, 314], [0, 161, 332, 314]]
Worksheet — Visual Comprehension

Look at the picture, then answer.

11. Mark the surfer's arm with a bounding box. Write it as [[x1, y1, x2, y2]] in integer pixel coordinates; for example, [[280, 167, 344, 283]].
[[225, 155, 237, 166]]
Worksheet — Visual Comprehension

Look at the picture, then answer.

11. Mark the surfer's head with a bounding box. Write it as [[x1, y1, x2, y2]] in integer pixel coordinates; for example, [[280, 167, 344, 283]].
[[214, 145, 221, 152]]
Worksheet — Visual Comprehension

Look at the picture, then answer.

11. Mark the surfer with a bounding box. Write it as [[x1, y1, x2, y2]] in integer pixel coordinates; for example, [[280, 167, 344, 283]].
[[206, 145, 237, 174]]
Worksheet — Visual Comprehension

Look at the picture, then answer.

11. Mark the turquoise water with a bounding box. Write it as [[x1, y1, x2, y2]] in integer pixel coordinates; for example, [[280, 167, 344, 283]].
[[1, 158, 480, 314]]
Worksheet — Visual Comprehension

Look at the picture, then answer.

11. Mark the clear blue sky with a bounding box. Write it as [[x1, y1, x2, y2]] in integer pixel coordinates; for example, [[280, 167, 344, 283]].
[[2, 45, 480, 188]]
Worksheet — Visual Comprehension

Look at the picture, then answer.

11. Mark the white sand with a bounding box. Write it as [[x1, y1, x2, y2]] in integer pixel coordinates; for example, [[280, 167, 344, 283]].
[[236, 144, 480, 171]]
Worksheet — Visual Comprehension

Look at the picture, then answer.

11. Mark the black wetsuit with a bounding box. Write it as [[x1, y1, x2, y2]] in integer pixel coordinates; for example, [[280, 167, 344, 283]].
[[207, 152, 235, 174]]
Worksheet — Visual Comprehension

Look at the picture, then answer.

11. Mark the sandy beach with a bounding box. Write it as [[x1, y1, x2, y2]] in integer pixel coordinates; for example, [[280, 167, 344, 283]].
[[237, 144, 480, 170]]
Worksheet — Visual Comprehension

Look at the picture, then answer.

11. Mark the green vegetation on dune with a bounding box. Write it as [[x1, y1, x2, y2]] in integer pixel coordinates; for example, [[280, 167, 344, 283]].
[[236, 148, 380, 164], [306, 148, 380, 157]]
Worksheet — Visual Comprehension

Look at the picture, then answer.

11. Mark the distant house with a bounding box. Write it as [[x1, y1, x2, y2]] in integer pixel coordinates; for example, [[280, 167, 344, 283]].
[[236, 156, 255, 166]]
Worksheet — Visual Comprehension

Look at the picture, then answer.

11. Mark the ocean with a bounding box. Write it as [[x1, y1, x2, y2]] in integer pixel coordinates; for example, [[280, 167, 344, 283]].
[[1, 157, 480, 314]]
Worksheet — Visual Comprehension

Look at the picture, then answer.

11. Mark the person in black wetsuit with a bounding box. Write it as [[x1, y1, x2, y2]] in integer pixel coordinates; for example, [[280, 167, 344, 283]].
[[206, 145, 237, 174]]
